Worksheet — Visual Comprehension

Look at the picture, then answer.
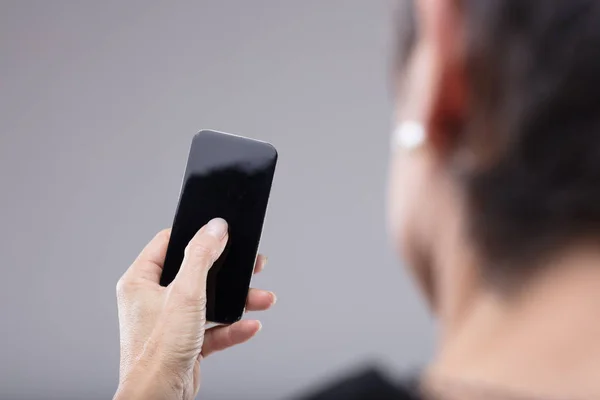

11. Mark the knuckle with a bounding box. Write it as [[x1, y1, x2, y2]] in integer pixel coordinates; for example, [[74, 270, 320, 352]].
[[197, 295, 208, 311], [116, 275, 142, 298], [224, 326, 235, 347], [174, 287, 208, 311], [115, 276, 129, 295], [179, 290, 198, 307], [185, 240, 216, 262]]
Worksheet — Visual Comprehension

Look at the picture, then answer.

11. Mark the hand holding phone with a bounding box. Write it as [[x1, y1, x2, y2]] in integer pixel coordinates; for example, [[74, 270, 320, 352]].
[[160, 130, 278, 324], [115, 221, 275, 400]]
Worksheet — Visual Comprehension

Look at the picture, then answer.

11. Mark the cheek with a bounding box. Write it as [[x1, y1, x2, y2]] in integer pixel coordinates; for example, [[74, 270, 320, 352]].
[[386, 154, 418, 260], [387, 154, 435, 264], [387, 153, 440, 309]]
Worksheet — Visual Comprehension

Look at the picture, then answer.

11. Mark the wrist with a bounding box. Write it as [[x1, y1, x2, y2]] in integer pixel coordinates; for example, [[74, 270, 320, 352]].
[[114, 362, 184, 400]]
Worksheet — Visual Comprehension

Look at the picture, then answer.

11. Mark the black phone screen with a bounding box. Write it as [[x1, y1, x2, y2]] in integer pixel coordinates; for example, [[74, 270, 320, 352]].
[[160, 130, 277, 324]]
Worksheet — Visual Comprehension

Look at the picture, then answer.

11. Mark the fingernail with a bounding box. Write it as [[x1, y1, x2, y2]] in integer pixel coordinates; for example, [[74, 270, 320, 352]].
[[257, 321, 263, 331], [263, 256, 268, 269], [270, 291, 277, 305], [206, 218, 228, 239]]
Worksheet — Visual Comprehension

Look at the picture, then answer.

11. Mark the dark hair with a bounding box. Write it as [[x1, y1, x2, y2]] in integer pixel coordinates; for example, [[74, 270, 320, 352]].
[[397, 0, 600, 286]]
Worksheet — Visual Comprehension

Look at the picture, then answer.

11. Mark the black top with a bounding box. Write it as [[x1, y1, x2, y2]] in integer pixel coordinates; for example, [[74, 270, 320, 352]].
[[294, 368, 422, 400], [293, 368, 555, 400]]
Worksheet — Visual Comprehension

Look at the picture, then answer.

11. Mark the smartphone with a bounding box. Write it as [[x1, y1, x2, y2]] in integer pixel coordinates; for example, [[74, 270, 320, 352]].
[[160, 130, 277, 324]]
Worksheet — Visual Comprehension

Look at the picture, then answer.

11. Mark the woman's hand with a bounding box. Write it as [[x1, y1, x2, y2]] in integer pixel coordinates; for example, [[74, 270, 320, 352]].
[[113, 218, 276, 400]]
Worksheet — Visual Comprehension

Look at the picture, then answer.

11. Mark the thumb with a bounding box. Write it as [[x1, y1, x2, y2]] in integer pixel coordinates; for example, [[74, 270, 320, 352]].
[[172, 218, 228, 300]]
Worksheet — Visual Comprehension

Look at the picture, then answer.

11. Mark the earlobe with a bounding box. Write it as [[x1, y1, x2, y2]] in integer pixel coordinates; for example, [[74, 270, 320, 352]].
[[393, 120, 426, 151]]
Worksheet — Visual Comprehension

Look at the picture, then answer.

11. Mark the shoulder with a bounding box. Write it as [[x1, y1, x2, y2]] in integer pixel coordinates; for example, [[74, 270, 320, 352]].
[[294, 367, 423, 400]]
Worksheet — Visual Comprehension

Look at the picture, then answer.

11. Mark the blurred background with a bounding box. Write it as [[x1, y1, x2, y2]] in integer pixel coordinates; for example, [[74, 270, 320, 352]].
[[0, 1, 434, 399]]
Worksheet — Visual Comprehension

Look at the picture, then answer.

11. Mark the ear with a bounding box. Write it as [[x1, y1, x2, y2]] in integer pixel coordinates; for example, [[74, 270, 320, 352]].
[[417, 0, 467, 156]]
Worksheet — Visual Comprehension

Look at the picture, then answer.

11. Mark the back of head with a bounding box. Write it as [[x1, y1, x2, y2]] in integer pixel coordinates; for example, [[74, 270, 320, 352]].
[[397, 0, 600, 288]]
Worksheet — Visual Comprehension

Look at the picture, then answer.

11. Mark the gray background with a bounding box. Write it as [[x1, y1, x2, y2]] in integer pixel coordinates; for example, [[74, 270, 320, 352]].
[[0, 1, 434, 399]]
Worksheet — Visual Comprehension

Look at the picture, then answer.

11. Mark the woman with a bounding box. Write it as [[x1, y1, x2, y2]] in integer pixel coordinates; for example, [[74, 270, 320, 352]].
[[114, 0, 600, 399]]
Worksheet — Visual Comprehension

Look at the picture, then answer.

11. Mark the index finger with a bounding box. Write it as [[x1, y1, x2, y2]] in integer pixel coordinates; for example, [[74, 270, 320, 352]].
[[125, 228, 171, 282], [173, 218, 229, 298]]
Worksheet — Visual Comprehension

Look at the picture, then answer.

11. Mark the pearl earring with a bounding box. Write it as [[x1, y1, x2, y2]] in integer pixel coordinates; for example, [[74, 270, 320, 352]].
[[393, 120, 426, 151]]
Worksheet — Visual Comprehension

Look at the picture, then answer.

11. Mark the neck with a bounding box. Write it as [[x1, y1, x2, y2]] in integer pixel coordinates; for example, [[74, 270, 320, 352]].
[[428, 247, 600, 399]]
